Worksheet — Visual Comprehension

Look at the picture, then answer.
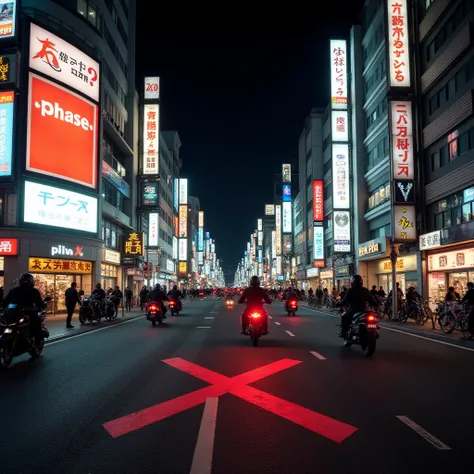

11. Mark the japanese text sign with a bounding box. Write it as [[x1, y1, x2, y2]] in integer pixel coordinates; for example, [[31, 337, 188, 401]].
[[332, 143, 350, 209], [313, 223, 324, 262], [179, 179, 187, 204], [29, 23, 100, 102], [143, 104, 159, 175], [419, 230, 441, 251], [29, 257, 92, 274], [148, 212, 159, 247], [124, 232, 144, 256], [282, 164, 291, 183], [178, 261, 187, 275], [0, 54, 16, 84], [0, 238, 17, 255], [0, 90, 14, 176], [387, 1, 411, 88], [198, 211, 204, 228], [27, 74, 98, 188], [257, 218, 262, 231], [282, 202, 292, 233], [393, 205, 416, 241], [390, 101, 414, 180], [265, 204, 274, 215], [23, 180, 98, 233], [179, 204, 187, 237], [331, 110, 348, 142], [0, 1, 16, 39], [144, 77, 160, 100], [313, 180, 324, 221], [330, 39, 347, 109], [179, 239, 187, 261]]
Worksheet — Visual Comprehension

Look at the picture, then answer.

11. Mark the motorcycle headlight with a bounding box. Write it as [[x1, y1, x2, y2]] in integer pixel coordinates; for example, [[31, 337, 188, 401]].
[[3, 328, 12, 334]]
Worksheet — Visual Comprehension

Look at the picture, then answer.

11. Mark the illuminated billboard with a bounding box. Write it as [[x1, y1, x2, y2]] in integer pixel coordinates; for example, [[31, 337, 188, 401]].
[[282, 201, 292, 233], [331, 110, 348, 142], [179, 204, 187, 237], [148, 212, 159, 246], [143, 103, 159, 174], [330, 39, 347, 109], [282, 164, 291, 183], [313, 180, 324, 221], [332, 143, 350, 209], [179, 178, 188, 204], [198, 211, 204, 227], [0, 90, 14, 176], [333, 210, 351, 252], [144, 77, 160, 100], [387, 0, 410, 87], [26, 74, 98, 188]]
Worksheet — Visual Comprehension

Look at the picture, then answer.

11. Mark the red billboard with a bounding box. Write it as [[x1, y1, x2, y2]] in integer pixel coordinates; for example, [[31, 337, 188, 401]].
[[26, 74, 98, 189], [0, 238, 18, 255], [313, 180, 324, 221]]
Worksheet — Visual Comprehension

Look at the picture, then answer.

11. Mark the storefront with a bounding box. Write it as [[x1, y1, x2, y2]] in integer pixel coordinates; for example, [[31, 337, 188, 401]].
[[101, 248, 122, 291], [320, 270, 334, 291], [426, 246, 474, 303], [0, 238, 19, 289], [335, 264, 353, 291], [306, 267, 319, 290], [126, 268, 145, 297]]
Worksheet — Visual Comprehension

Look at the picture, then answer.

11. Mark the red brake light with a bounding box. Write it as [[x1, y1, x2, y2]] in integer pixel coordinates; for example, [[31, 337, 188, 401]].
[[250, 312, 261, 319], [367, 315, 376, 322], [291, 301, 297, 306], [150, 305, 157, 311]]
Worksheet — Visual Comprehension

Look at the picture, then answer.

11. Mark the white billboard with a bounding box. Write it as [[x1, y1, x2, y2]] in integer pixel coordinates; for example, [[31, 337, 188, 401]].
[[282, 164, 291, 183], [172, 236, 178, 260], [387, 0, 410, 88], [143, 103, 159, 175], [332, 143, 350, 209], [179, 238, 187, 260], [313, 224, 324, 260], [330, 39, 347, 109], [265, 204, 274, 215], [144, 77, 160, 100], [271, 230, 276, 259], [275, 205, 281, 255], [199, 211, 204, 227], [333, 210, 351, 252], [390, 101, 414, 180], [23, 180, 98, 234], [148, 212, 159, 246], [257, 218, 262, 231], [331, 110, 349, 142], [29, 23, 100, 102], [282, 201, 292, 233], [179, 178, 188, 204]]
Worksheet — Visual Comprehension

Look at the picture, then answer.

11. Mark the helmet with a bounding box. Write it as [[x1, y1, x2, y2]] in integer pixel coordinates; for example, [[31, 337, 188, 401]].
[[96, 283, 102, 289], [155, 284, 161, 290], [250, 276, 260, 287], [19, 273, 35, 287], [351, 275, 363, 287]]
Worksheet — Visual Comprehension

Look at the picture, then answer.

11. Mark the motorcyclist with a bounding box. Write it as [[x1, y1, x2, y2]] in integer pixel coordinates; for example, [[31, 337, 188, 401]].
[[237, 276, 271, 334], [149, 284, 168, 317], [92, 283, 106, 300], [2, 273, 45, 341], [337, 275, 376, 338], [284, 286, 298, 311], [406, 286, 422, 318], [167, 285, 183, 311]]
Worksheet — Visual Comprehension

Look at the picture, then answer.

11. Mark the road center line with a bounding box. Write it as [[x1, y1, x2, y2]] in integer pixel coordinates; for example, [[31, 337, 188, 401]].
[[396, 416, 451, 450], [285, 330, 295, 337], [204, 317, 214, 319], [275, 322, 281, 326], [190, 397, 218, 474], [268, 315, 273, 319], [196, 326, 211, 329], [310, 351, 326, 360]]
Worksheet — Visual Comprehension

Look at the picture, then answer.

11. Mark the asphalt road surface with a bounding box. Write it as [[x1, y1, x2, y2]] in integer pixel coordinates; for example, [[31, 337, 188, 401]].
[[1, 296, 472, 474]]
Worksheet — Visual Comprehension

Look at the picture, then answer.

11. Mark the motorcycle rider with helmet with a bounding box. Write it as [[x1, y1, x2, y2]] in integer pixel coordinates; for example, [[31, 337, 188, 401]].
[[337, 275, 376, 338], [149, 283, 168, 317], [2, 273, 45, 342], [237, 276, 271, 334], [167, 285, 183, 312]]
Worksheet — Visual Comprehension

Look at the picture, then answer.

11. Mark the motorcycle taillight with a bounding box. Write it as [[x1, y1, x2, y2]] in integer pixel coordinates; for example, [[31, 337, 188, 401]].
[[150, 305, 157, 311]]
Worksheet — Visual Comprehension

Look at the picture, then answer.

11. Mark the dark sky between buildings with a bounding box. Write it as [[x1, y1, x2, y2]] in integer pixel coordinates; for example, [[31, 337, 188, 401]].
[[135, 3, 365, 279]]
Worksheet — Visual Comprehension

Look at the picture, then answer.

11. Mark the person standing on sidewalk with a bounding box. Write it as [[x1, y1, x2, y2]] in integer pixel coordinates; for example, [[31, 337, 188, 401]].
[[65, 282, 81, 329], [124, 287, 133, 311]]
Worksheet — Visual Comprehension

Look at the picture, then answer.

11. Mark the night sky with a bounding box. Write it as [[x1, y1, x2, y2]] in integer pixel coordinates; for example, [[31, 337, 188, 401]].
[[135, 4, 364, 280]]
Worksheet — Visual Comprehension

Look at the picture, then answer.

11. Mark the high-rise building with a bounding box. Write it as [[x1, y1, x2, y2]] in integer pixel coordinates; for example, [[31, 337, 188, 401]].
[[0, 0, 138, 311]]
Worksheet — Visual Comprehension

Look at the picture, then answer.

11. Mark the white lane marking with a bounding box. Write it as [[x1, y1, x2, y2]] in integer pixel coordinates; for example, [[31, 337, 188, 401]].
[[303, 306, 474, 353], [204, 317, 214, 320], [275, 322, 281, 326], [396, 416, 451, 450], [46, 316, 143, 346], [197, 326, 211, 329], [310, 351, 326, 360], [285, 330, 295, 337], [268, 315, 273, 319], [190, 397, 218, 474]]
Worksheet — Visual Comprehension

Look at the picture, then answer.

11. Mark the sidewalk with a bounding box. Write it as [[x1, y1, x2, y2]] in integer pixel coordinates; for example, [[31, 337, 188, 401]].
[[301, 304, 474, 349], [45, 306, 145, 343]]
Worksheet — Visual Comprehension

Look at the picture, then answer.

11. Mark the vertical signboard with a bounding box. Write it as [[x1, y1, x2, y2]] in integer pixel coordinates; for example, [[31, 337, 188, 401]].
[[144, 77, 160, 100], [178, 204, 187, 237], [0, 90, 14, 176], [387, 0, 410, 88], [282, 202, 292, 233], [265, 204, 274, 215], [332, 144, 350, 209], [331, 110, 349, 142], [313, 180, 325, 267], [179, 178, 188, 204], [198, 211, 204, 227], [282, 164, 291, 183], [312, 180, 324, 221], [330, 40, 347, 109], [143, 103, 159, 174], [148, 212, 159, 247], [275, 204, 281, 256]]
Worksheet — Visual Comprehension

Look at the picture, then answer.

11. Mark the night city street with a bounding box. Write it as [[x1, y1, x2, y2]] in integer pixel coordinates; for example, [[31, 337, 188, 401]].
[[1, 296, 472, 474]]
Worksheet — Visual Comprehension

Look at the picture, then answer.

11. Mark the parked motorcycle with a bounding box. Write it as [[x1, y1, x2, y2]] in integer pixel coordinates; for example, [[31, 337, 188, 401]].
[[168, 299, 181, 316], [79, 295, 103, 324], [341, 310, 379, 356], [0, 297, 52, 369], [104, 295, 119, 321], [285, 299, 298, 316], [147, 301, 164, 326], [245, 306, 268, 346]]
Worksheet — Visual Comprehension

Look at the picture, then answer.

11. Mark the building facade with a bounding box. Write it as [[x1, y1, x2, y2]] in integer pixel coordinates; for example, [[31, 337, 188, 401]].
[[0, 0, 138, 313]]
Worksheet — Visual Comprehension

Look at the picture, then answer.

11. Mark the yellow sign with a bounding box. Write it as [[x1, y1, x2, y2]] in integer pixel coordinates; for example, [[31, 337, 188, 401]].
[[0, 56, 10, 82], [124, 232, 144, 256], [178, 261, 187, 275], [179, 205, 187, 237], [29, 258, 93, 274]]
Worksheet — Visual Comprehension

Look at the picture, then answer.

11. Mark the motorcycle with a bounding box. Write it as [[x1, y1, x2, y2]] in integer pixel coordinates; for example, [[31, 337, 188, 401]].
[[285, 299, 298, 316], [168, 299, 181, 316], [225, 298, 234, 308], [79, 295, 103, 324], [0, 297, 52, 369], [341, 310, 379, 356], [104, 295, 119, 321], [147, 301, 164, 326], [245, 306, 268, 346]]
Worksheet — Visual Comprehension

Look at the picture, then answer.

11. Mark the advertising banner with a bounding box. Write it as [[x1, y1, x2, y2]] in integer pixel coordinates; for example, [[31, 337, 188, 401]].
[[179, 204, 187, 237], [265, 204, 274, 215], [330, 39, 347, 109], [102, 161, 130, 198], [282, 184, 291, 202], [26, 74, 98, 188], [179, 178, 188, 204], [333, 210, 351, 252], [387, 0, 410, 87], [282, 164, 291, 183], [29, 23, 100, 102], [0, 1, 16, 39], [178, 238, 187, 260], [331, 110, 348, 142], [313, 222, 324, 265], [282, 201, 292, 233], [23, 180, 98, 233], [142, 182, 158, 206], [148, 212, 159, 246], [144, 77, 160, 100], [143, 103, 159, 175], [0, 90, 14, 176], [332, 143, 350, 209], [312, 180, 324, 221]]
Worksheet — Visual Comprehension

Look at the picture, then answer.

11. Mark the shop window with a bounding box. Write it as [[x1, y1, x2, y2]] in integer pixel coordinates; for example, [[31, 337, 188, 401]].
[[435, 212, 443, 230], [443, 210, 452, 227], [431, 151, 440, 170], [459, 131, 469, 155], [462, 203, 471, 223], [448, 130, 458, 161], [453, 206, 462, 226]]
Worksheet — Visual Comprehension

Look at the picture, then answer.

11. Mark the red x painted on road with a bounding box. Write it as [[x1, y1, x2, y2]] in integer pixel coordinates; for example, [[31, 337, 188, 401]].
[[103, 358, 357, 443]]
